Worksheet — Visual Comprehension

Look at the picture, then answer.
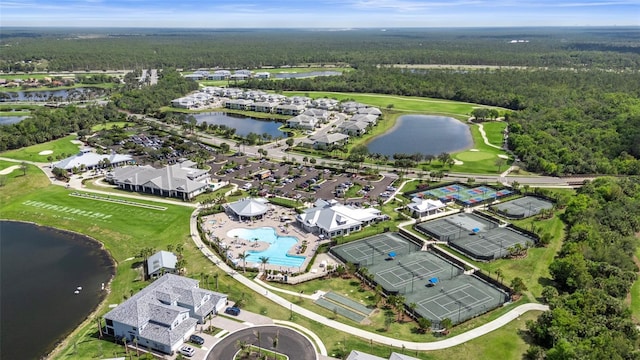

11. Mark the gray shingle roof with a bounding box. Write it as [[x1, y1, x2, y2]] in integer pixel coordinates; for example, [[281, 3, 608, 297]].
[[110, 161, 209, 194], [104, 274, 227, 347], [227, 197, 269, 217]]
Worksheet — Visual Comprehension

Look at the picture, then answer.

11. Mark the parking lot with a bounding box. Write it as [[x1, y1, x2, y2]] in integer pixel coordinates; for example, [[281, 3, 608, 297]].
[[208, 153, 397, 205]]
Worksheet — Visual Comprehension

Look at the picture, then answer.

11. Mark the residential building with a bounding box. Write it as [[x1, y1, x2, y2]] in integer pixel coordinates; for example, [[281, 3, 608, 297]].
[[357, 107, 382, 117], [311, 133, 350, 149], [276, 104, 306, 116], [106, 160, 210, 200], [338, 121, 369, 136], [251, 101, 277, 113], [351, 114, 378, 125], [302, 108, 330, 122], [225, 99, 254, 111], [296, 199, 382, 238], [254, 72, 271, 79], [340, 101, 368, 114], [147, 251, 178, 277], [103, 274, 227, 355], [286, 114, 318, 130], [310, 98, 339, 110], [54, 149, 133, 172]]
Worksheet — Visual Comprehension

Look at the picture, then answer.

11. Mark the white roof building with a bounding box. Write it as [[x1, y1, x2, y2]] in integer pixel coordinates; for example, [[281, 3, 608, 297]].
[[297, 199, 382, 238], [286, 114, 318, 130], [103, 274, 227, 355], [54, 149, 132, 172], [147, 251, 178, 277], [407, 197, 446, 218], [226, 197, 270, 220]]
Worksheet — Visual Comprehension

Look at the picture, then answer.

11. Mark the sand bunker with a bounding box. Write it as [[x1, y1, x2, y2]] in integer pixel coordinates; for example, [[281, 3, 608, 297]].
[[0, 165, 20, 175], [469, 149, 479, 152], [453, 159, 464, 165], [70, 140, 84, 145], [38, 150, 53, 155], [498, 154, 509, 159]]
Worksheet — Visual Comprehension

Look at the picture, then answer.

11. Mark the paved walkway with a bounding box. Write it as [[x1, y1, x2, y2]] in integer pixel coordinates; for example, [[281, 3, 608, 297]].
[[189, 207, 549, 352]]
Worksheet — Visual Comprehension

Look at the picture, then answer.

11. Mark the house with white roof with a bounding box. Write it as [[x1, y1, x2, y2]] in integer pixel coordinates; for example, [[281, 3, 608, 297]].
[[310, 98, 339, 110], [54, 149, 133, 172], [340, 101, 368, 114], [296, 199, 382, 238], [147, 251, 178, 278], [286, 114, 318, 130], [103, 274, 227, 355], [407, 197, 447, 218], [106, 160, 210, 200], [351, 114, 379, 125], [251, 101, 278, 113], [225, 99, 254, 111], [208, 70, 231, 80], [357, 107, 382, 117]]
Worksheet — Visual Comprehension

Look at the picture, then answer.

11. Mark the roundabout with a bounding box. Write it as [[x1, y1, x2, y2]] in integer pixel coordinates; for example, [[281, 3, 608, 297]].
[[206, 325, 317, 360]]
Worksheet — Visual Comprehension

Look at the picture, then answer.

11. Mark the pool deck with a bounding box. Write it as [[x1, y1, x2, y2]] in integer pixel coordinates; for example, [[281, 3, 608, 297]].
[[201, 208, 330, 273]]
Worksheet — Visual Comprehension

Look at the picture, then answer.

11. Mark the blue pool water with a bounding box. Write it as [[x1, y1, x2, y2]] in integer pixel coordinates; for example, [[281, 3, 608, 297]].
[[226, 227, 306, 268]]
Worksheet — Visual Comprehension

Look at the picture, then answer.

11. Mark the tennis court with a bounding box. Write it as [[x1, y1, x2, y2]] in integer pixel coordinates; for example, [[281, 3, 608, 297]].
[[330, 232, 420, 267], [413, 184, 512, 206], [416, 212, 535, 260], [330, 233, 508, 326], [491, 196, 554, 219], [404, 276, 506, 326]]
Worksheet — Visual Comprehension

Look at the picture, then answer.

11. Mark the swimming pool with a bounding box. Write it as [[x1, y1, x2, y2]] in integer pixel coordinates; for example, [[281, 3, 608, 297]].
[[226, 227, 306, 268]]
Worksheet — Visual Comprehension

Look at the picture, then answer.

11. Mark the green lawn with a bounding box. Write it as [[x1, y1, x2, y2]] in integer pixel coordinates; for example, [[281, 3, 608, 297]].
[[0, 110, 31, 116], [0, 83, 116, 93], [482, 122, 508, 147], [0, 135, 81, 162], [284, 91, 501, 119], [90, 122, 135, 132]]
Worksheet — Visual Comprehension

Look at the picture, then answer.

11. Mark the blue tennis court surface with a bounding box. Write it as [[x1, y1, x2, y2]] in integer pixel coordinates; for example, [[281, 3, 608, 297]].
[[412, 184, 512, 206]]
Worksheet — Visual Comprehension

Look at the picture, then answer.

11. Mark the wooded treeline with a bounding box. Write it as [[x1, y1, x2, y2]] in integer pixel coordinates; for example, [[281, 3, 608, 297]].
[[0, 103, 126, 152], [1, 27, 639, 71], [247, 67, 640, 176], [526, 177, 640, 359]]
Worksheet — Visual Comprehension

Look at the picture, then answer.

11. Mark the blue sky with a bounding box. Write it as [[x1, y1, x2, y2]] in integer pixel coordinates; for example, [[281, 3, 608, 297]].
[[1, 0, 638, 27]]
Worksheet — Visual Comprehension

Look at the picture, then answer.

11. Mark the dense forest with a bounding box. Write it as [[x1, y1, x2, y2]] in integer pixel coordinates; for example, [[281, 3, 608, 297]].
[[526, 177, 640, 359], [247, 67, 640, 175], [1, 27, 639, 71]]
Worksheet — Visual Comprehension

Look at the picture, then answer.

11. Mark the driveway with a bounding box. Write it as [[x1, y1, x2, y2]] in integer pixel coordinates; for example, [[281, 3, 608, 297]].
[[206, 325, 317, 360]]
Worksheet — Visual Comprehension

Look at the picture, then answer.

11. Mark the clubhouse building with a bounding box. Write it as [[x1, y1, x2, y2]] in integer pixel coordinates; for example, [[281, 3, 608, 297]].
[[296, 199, 384, 238], [106, 160, 210, 200], [103, 274, 227, 355], [54, 149, 133, 172]]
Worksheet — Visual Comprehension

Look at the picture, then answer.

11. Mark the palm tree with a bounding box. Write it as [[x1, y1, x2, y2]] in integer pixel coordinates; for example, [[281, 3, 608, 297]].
[[440, 317, 453, 333], [238, 251, 248, 273], [417, 317, 432, 334], [259, 256, 270, 273], [254, 330, 262, 356], [495, 268, 503, 285], [235, 339, 249, 357]]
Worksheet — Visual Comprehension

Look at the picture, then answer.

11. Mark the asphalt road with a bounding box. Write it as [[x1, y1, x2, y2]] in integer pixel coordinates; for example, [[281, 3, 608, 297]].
[[206, 325, 317, 360]]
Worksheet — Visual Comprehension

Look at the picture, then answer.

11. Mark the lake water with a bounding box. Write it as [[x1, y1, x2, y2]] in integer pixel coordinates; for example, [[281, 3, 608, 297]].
[[0, 115, 28, 125], [274, 71, 342, 79], [0, 87, 105, 102], [193, 112, 289, 138], [367, 115, 473, 156], [0, 221, 115, 360]]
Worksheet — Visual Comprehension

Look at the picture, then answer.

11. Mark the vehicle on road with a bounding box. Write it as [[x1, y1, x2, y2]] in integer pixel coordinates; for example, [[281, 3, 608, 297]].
[[225, 306, 241, 316], [179, 345, 195, 357], [190, 334, 205, 345]]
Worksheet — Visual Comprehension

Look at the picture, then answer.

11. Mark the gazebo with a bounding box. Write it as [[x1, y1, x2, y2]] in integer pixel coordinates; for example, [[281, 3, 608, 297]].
[[226, 197, 269, 221]]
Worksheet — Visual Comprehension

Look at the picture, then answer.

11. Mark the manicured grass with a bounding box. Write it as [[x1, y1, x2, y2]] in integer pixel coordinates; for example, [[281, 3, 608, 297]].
[[482, 121, 508, 147], [90, 122, 135, 132], [0, 104, 40, 111], [284, 91, 502, 119], [0, 135, 81, 162], [455, 151, 495, 161], [427, 311, 541, 360]]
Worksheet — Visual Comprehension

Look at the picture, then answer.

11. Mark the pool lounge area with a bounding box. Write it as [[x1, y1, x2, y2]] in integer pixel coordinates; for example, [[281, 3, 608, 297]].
[[227, 227, 306, 268]]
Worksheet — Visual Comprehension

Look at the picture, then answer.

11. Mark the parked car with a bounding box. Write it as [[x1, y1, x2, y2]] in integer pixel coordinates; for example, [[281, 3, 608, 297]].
[[189, 334, 205, 345], [179, 345, 195, 357], [225, 306, 241, 316]]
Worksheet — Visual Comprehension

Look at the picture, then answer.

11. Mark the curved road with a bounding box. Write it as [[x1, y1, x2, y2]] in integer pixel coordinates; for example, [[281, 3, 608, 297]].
[[207, 325, 317, 360]]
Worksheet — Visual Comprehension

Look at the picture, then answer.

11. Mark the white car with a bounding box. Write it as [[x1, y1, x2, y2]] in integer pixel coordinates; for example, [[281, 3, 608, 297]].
[[179, 345, 195, 357]]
